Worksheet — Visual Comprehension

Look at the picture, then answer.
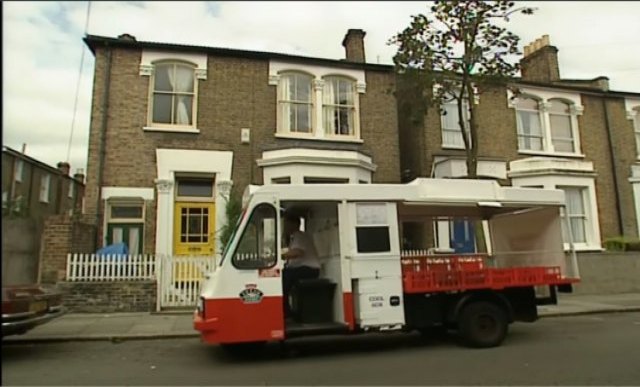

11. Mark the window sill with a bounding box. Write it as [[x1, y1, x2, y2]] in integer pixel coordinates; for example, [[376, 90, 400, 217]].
[[441, 144, 466, 150], [143, 126, 200, 134], [518, 150, 585, 159], [275, 133, 363, 144], [564, 243, 603, 252]]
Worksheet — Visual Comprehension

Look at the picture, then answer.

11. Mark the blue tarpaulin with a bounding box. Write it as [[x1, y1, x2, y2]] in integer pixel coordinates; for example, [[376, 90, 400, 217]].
[[96, 243, 129, 259]]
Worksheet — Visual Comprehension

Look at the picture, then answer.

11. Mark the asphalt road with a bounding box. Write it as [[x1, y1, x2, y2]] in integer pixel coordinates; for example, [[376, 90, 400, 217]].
[[2, 312, 640, 386]]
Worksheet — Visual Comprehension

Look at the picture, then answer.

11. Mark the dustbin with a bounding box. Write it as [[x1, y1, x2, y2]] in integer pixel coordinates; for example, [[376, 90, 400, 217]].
[[291, 279, 336, 323]]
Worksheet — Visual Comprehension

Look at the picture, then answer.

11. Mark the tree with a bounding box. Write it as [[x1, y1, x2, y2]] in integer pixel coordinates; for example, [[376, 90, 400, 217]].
[[390, 0, 534, 177]]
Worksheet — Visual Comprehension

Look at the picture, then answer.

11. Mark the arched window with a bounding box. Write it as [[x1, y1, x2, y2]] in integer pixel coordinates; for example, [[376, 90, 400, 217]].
[[323, 76, 356, 136], [549, 99, 575, 153], [278, 72, 313, 133], [515, 96, 543, 151], [151, 62, 196, 126]]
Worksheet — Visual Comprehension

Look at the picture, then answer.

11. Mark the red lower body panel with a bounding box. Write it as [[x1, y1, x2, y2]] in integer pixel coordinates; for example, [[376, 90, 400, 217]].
[[194, 296, 284, 344]]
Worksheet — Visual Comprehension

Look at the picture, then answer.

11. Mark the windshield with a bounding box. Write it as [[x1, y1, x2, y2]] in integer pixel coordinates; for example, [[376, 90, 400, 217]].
[[219, 206, 248, 265]]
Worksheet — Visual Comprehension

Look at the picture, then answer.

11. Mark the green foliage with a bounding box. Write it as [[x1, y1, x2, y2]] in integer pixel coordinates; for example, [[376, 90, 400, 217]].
[[389, 0, 535, 177], [219, 191, 242, 253], [2, 195, 29, 218], [603, 237, 640, 252]]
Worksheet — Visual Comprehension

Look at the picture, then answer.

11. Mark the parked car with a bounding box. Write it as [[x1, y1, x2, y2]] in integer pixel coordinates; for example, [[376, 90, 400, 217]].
[[2, 284, 66, 337]]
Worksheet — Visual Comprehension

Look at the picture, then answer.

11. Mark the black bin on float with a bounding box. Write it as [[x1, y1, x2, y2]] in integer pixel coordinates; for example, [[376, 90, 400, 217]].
[[292, 278, 336, 323]]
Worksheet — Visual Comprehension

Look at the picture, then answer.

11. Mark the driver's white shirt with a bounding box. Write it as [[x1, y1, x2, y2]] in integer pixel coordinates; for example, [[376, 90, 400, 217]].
[[286, 230, 320, 269]]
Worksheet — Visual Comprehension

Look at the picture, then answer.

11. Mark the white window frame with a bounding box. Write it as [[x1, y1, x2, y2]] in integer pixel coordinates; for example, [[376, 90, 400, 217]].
[[147, 61, 198, 131], [558, 186, 588, 244], [140, 50, 207, 134], [625, 99, 640, 159], [39, 174, 50, 203], [322, 75, 359, 140], [277, 71, 315, 135], [15, 160, 24, 183], [511, 176, 601, 251], [508, 87, 584, 157], [269, 61, 366, 143]]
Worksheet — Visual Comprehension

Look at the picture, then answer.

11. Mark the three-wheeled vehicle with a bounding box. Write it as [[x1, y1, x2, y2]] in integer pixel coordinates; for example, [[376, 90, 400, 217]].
[[194, 178, 579, 349]]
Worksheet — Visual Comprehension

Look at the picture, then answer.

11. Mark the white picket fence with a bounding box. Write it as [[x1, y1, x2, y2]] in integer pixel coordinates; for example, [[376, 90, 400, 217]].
[[65, 253, 216, 309], [66, 254, 157, 281]]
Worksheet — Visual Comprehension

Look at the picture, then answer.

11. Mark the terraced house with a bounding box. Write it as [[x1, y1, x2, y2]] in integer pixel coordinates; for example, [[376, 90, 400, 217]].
[[397, 35, 640, 253], [82, 30, 400, 259]]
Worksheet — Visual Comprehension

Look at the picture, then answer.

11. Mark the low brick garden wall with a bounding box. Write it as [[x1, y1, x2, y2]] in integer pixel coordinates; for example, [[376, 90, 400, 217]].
[[57, 280, 156, 313]]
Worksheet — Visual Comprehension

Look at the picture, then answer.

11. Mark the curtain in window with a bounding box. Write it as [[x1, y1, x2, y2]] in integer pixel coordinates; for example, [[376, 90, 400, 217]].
[[129, 228, 140, 255], [323, 78, 354, 135], [279, 73, 312, 133], [562, 188, 587, 243], [279, 75, 291, 132], [167, 65, 193, 125], [442, 101, 467, 147], [174, 66, 194, 125], [323, 79, 337, 135], [549, 100, 574, 153], [113, 227, 123, 244], [516, 109, 543, 150]]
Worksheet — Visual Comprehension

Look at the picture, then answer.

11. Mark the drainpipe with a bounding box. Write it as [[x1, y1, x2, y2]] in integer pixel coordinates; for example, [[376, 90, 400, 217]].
[[95, 43, 112, 248], [603, 97, 624, 236]]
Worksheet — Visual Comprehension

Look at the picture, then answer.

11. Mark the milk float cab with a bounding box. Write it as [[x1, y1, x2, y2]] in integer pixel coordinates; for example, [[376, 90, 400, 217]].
[[193, 178, 580, 349]]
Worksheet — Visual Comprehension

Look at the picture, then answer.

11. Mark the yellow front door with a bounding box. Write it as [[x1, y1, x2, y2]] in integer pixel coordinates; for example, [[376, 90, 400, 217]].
[[173, 202, 215, 256]]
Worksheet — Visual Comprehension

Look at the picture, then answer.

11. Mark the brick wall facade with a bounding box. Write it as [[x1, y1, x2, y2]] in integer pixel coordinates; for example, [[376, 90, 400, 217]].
[[39, 214, 96, 284], [84, 40, 401, 252], [56, 280, 156, 313]]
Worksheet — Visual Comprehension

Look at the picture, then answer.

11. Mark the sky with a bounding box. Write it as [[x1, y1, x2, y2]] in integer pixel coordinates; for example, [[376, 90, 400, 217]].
[[3, 1, 640, 175]]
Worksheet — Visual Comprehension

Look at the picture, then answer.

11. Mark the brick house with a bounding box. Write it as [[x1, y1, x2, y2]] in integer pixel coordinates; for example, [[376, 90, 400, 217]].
[[82, 30, 400, 257], [2, 146, 85, 221], [397, 35, 640, 252], [2, 146, 86, 284]]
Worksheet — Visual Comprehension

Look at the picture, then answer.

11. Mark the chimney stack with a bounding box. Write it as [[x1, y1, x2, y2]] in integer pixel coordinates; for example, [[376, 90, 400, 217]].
[[342, 29, 366, 63], [520, 34, 560, 83], [73, 168, 85, 184], [57, 161, 71, 176], [118, 33, 137, 41]]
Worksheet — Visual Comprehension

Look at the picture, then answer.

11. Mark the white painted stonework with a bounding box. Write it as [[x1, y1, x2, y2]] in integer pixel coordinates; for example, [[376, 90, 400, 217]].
[[268, 60, 366, 92], [101, 187, 155, 201], [509, 157, 594, 176], [140, 49, 208, 79], [625, 98, 640, 120], [257, 148, 376, 184], [432, 157, 507, 180], [155, 149, 234, 257]]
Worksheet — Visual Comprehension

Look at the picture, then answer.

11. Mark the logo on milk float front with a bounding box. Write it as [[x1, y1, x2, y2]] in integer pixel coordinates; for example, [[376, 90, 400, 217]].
[[239, 284, 264, 304]]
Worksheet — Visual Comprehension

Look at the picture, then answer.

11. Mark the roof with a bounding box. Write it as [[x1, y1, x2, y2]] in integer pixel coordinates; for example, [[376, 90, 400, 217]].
[[513, 79, 640, 98], [2, 146, 83, 183], [83, 34, 640, 98], [83, 34, 394, 73]]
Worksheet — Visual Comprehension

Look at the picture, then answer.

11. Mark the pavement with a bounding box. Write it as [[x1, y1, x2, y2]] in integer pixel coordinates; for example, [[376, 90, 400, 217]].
[[3, 292, 640, 344]]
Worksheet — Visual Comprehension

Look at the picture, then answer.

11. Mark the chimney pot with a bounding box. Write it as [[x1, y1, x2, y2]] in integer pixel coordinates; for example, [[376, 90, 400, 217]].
[[57, 162, 71, 176], [73, 168, 85, 184], [342, 29, 366, 63], [118, 33, 137, 41]]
